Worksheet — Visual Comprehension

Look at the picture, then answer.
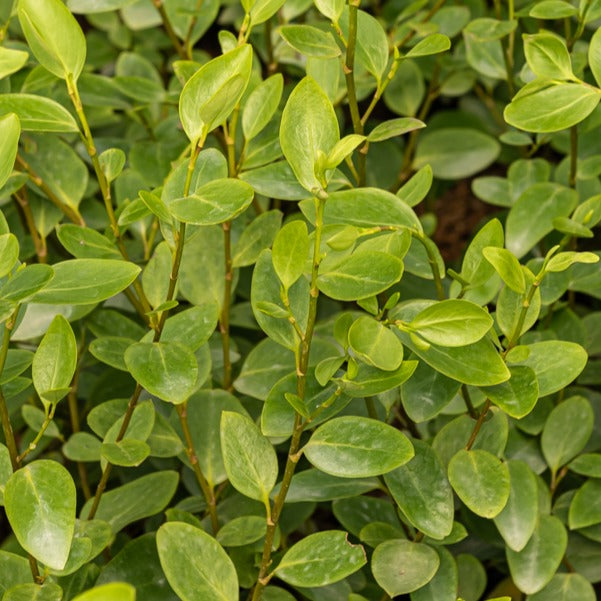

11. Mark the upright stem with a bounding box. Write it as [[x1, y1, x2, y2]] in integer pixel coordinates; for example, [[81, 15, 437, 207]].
[[151, 0, 187, 58], [183, 0, 204, 58], [465, 400, 491, 450], [14, 188, 47, 263], [414, 231, 445, 300], [569, 125, 578, 188], [251, 196, 326, 601]]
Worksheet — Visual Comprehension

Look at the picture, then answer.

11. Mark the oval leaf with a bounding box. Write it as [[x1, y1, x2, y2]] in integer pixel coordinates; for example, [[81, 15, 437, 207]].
[[0, 94, 79, 132]]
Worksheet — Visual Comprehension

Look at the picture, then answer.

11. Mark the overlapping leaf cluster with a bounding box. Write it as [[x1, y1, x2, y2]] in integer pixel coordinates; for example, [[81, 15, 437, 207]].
[[0, 0, 600, 599]]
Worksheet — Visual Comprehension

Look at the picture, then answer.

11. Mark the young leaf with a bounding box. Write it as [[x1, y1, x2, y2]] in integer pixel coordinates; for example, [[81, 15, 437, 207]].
[[448, 449, 510, 518], [504, 81, 601, 133], [0, 47, 28, 79], [506, 515, 567, 594], [482, 247, 525, 293], [317, 251, 403, 301], [372, 540, 440, 596], [280, 76, 339, 193], [4, 460, 76, 570], [384, 439, 454, 540], [493, 460, 538, 551], [274, 531, 366, 586], [397, 164, 433, 207], [179, 44, 253, 142], [326, 134, 366, 168], [541, 396, 593, 472], [405, 33, 451, 58], [0, 264, 54, 303], [0, 113, 19, 190], [348, 316, 404, 371], [0, 94, 79, 132], [280, 24, 341, 58], [124, 342, 198, 404], [545, 251, 599, 272], [169, 179, 255, 225], [72, 584, 136, 601], [249, 0, 286, 26], [271, 220, 309, 291], [157, 522, 238, 601], [523, 32, 573, 79], [568, 479, 601, 529], [242, 74, 283, 142], [314, 0, 344, 21], [18, 0, 86, 81], [407, 299, 493, 347], [32, 314, 77, 408], [99, 148, 125, 183], [31, 259, 141, 305], [304, 416, 414, 478], [367, 118, 425, 143], [589, 28, 601, 87], [220, 411, 278, 503]]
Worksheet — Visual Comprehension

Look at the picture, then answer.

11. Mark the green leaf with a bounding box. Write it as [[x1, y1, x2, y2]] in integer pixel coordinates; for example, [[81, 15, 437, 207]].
[[220, 411, 278, 503], [0, 47, 28, 79], [124, 342, 198, 404], [413, 128, 500, 180], [335, 361, 418, 398], [372, 540, 440, 596], [0, 551, 31, 597], [179, 44, 253, 142], [139, 190, 172, 223], [317, 251, 403, 301], [272, 220, 309, 291], [233, 210, 282, 267], [397, 164, 433, 207], [249, 0, 286, 25], [242, 74, 283, 142], [326, 134, 366, 168], [0, 94, 79, 132], [216, 515, 267, 547], [32, 314, 77, 408], [506, 515, 567, 594], [0, 234, 19, 279], [546, 251, 599, 272], [0, 264, 54, 303], [274, 531, 366, 587], [526, 574, 596, 601], [384, 439, 454, 539], [367, 118, 425, 142], [481, 365, 538, 419], [301, 187, 422, 230], [493, 460, 538, 551], [280, 24, 341, 58], [529, 0, 578, 18], [304, 416, 414, 478], [482, 247, 525, 293], [280, 76, 339, 193], [569, 479, 601, 529], [411, 546, 457, 601], [504, 81, 601, 133], [569, 453, 601, 477], [157, 522, 238, 601], [459, 218, 504, 287], [407, 299, 493, 347], [57, 225, 120, 259], [405, 33, 451, 57], [0, 113, 19, 190], [169, 179, 255, 225], [348, 316, 404, 371], [62, 432, 101, 462], [589, 28, 601, 88], [101, 439, 150, 467], [314, 0, 344, 21], [2, 583, 63, 601], [505, 183, 578, 258], [523, 32, 573, 79], [80, 471, 179, 533], [99, 148, 126, 183], [0, 443, 11, 504], [448, 449, 510, 518], [4, 460, 76, 570], [541, 396, 593, 472], [519, 341, 588, 396], [72, 584, 136, 601], [18, 0, 86, 81], [31, 259, 141, 305]]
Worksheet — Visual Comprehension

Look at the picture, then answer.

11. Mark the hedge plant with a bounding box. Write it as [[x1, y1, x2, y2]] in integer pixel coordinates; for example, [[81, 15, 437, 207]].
[[0, 0, 601, 599]]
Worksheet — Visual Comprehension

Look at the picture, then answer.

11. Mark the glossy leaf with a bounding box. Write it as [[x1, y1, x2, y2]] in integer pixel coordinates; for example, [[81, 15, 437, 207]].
[[18, 0, 86, 80], [0, 264, 54, 303], [506, 515, 567, 594], [367, 118, 425, 142], [4, 460, 76, 570], [569, 479, 601, 529], [589, 27, 601, 87], [526, 574, 596, 601], [242, 74, 283, 141], [348, 316, 404, 371], [72, 584, 136, 601], [0, 113, 19, 190], [523, 32, 573, 79], [274, 531, 366, 586], [0, 94, 79, 132], [481, 365, 538, 419], [280, 76, 339, 192], [384, 439, 454, 539], [405, 33, 451, 57], [124, 342, 198, 404], [157, 522, 238, 601], [272, 220, 309, 291], [448, 449, 510, 518], [32, 314, 77, 408], [220, 411, 278, 503], [280, 24, 341, 58], [304, 416, 414, 478], [179, 44, 253, 142], [482, 247, 525, 293], [0, 47, 28, 79], [372, 540, 440, 596]]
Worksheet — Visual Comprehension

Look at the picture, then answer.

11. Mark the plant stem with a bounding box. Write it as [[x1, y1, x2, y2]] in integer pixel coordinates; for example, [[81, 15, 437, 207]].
[[176, 402, 218, 533], [504, 277, 540, 353], [17, 404, 57, 463], [569, 125, 578, 188], [462, 384, 478, 419], [413, 230, 445, 300], [344, 0, 366, 185], [251, 196, 326, 601], [151, 0, 187, 59], [14, 188, 47, 263], [15, 154, 85, 226], [183, 0, 204, 58], [465, 399, 491, 450]]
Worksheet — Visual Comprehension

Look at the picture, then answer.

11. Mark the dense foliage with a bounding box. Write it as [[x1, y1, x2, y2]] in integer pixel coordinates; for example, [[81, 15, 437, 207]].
[[0, 0, 601, 599]]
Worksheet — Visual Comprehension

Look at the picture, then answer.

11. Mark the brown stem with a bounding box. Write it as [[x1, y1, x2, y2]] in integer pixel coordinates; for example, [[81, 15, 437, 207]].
[[465, 399, 491, 450], [13, 187, 47, 263]]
